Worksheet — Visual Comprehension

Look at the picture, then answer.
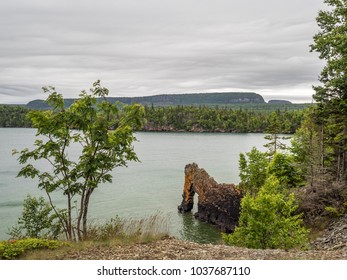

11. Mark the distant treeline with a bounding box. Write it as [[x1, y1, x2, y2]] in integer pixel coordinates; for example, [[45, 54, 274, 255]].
[[142, 105, 304, 133], [0, 105, 32, 127], [0, 104, 305, 133]]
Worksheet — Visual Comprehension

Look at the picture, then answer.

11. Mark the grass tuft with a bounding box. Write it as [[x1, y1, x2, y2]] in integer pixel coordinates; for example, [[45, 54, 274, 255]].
[[86, 213, 170, 243]]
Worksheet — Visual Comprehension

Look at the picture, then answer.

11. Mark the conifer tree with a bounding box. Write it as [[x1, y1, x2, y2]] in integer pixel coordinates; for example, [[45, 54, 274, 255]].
[[311, 0, 347, 182]]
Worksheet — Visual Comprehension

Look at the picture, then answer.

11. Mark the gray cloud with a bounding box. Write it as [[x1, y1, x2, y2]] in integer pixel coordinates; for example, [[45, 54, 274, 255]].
[[0, 0, 326, 103]]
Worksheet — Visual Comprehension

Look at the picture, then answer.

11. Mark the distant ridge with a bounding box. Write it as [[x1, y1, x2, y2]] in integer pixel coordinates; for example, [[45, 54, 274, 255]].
[[268, 99, 292, 104], [26, 92, 265, 109]]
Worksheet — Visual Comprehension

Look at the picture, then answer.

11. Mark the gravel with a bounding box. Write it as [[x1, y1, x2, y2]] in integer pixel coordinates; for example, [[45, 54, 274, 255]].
[[52, 237, 347, 260], [38, 215, 347, 260]]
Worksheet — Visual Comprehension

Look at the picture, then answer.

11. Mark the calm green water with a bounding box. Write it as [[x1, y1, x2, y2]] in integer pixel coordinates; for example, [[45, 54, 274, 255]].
[[0, 128, 270, 242]]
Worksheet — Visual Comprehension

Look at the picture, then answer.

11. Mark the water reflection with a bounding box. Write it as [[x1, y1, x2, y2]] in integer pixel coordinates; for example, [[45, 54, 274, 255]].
[[179, 212, 222, 244]]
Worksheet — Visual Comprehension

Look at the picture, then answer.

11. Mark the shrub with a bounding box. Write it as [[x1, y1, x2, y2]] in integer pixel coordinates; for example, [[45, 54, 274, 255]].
[[8, 195, 62, 239], [223, 176, 309, 250], [0, 238, 69, 260]]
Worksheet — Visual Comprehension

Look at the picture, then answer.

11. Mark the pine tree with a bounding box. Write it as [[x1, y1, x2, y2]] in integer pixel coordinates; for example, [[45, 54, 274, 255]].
[[311, 0, 347, 182]]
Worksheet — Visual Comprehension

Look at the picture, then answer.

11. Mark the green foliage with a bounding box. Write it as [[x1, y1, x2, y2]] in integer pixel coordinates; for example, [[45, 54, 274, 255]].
[[311, 0, 347, 103], [238, 147, 269, 195], [87, 217, 124, 241], [234, 140, 309, 249], [267, 153, 304, 188], [0, 105, 32, 127], [86, 214, 169, 243], [290, 107, 340, 189], [290, 111, 316, 180], [13, 80, 145, 241], [144, 105, 304, 133], [26, 93, 311, 111], [263, 111, 291, 157], [8, 195, 62, 239], [26, 92, 265, 110], [288, 1, 347, 225], [239, 139, 305, 194], [1, 102, 305, 134], [0, 238, 68, 260], [223, 176, 309, 250], [324, 206, 345, 218], [310, 0, 347, 182]]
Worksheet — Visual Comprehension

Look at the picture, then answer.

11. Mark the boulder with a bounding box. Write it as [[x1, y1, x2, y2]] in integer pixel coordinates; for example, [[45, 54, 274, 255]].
[[178, 163, 242, 233]]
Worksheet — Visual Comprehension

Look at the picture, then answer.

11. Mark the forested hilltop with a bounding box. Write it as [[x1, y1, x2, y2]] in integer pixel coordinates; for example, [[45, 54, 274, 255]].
[[26, 91, 266, 109], [1, 91, 308, 132]]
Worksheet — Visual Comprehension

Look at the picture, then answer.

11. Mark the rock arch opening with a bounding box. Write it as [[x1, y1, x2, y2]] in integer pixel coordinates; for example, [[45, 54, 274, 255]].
[[178, 163, 242, 233]]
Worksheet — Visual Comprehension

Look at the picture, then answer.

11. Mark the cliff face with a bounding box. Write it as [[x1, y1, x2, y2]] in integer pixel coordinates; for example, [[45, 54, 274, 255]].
[[178, 163, 242, 233]]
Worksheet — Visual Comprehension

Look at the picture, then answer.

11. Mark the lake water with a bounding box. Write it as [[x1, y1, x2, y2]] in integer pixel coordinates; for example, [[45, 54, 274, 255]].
[[0, 128, 270, 242]]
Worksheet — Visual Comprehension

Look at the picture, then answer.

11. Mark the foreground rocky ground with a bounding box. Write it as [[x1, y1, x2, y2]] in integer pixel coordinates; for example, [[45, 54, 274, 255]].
[[34, 216, 347, 260], [50, 216, 346, 260], [310, 216, 347, 251], [52, 237, 346, 260]]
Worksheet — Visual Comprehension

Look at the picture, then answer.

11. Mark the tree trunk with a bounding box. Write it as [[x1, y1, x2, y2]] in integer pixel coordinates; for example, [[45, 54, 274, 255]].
[[320, 125, 326, 190], [76, 189, 86, 241], [82, 188, 93, 240]]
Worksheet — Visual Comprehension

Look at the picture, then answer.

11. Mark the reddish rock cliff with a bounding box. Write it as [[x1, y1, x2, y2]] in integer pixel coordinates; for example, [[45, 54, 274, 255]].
[[178, 163, 242, 233]]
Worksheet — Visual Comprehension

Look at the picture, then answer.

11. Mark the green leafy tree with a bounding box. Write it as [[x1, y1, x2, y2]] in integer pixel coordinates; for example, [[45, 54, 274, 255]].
[[8, 195, 62, 239], [238, 147, 268, 195], [13, 81, 144, 241], [223, 176, 309, 250]]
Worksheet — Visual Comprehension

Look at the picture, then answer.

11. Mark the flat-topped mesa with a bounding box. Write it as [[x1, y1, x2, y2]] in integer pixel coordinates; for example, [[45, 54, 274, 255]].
[[178, 163, 242, 233]]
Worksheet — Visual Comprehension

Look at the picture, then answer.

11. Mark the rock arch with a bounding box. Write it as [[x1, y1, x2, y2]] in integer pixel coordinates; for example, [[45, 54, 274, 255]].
[[178, 163, 242, 233]]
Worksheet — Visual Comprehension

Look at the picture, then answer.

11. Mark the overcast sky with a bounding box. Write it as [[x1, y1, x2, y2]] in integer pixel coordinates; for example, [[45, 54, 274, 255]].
[[0, 0, 327, 104]]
